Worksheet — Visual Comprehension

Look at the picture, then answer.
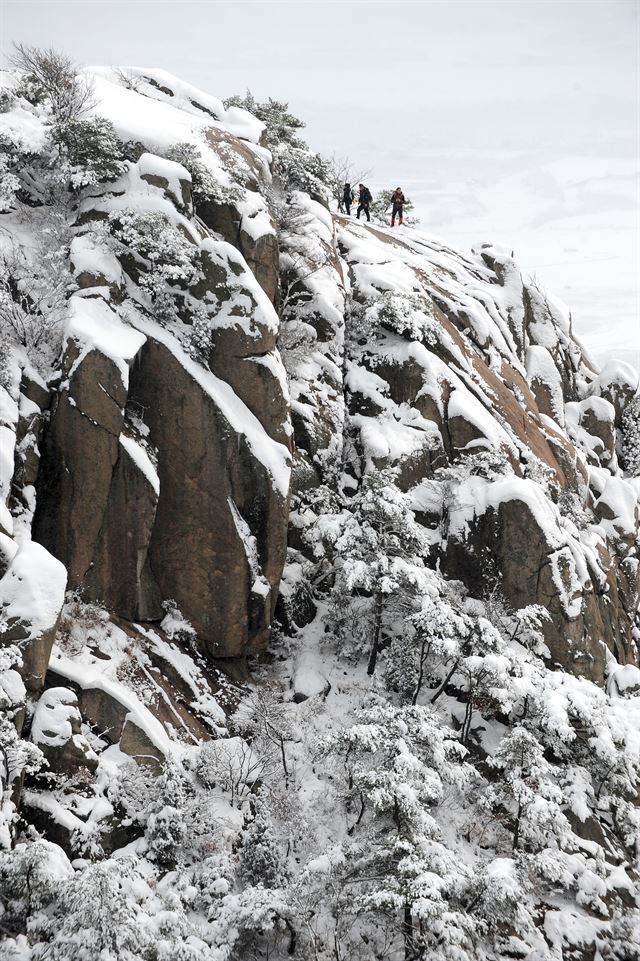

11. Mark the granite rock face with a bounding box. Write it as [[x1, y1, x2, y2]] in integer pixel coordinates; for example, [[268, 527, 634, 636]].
[[31, 136, 290, 662]]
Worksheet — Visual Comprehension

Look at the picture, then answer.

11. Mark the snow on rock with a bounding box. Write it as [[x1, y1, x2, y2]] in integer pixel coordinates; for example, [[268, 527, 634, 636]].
[[593, 475, 639, 544], [128, 310, 291, 496], [137, 151, 192, 211], [526, 344, 566, 425], [31, 688, 81, 748], [292, 652, 331, 703], [89, 66, 264, 144], [64, 297, 147, 391], [26, 105, 290, 657], [607, 663, 640, 698], [118, 434, 159, 496], [0, 540, 67, 691], [69, 235, 124, 293], [49, 651, 176, 760]]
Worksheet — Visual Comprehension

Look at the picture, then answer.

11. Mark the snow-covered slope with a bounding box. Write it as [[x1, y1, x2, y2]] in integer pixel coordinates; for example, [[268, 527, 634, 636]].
[[0, 64, 639, 961]]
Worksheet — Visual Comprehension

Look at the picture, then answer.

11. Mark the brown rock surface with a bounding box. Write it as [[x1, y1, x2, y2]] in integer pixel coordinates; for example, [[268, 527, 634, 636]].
[[33, 346, 125, 587], [130, 335, 288, 657], [85, 434, 161, 621]]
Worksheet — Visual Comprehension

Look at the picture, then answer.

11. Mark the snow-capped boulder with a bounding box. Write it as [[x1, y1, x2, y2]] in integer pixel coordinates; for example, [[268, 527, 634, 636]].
[[198, 188, 279, 305], [119, 717, 164, 771], [0, 541, 67, 692], [137, 151, 192, 212], [70, 235, 125, 300], [566, 396, 617, 468], [195, 126, 279, 303], [589, 359, 639, 426], [292, 653, 331, 702], [31, 687, 98, 775]]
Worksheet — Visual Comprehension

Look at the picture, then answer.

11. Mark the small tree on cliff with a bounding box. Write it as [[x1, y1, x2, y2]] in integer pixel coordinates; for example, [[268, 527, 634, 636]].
[[324, 704, 478, 960], [224, 89, 331, 196], [483, 726, 570, 852], [9, 43, 95, 125], [315, 469, 430, 675]]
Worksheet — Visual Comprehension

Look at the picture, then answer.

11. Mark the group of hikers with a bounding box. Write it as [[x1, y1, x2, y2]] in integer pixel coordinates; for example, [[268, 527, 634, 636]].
[[340, 183, 406, 226]]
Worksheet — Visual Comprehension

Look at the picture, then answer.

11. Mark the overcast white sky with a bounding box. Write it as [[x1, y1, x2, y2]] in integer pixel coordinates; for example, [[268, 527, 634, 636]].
[[1, 0, 638, 369]]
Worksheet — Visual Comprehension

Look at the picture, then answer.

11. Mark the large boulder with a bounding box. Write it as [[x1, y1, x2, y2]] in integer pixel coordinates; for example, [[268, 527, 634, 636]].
[[444, 476, 634, 684], [33, 298, 146, 590], [526, 345, 565, 426], [198, 129, 279, 304], [31, 687, 98, 776], [566, 397, 617, 469], [129, 334, 290, 657], [33, 222, 291, 660]]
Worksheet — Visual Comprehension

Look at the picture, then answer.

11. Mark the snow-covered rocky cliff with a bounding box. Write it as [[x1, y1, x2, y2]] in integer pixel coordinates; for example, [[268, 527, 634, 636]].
[[1, 61, 639, 961]]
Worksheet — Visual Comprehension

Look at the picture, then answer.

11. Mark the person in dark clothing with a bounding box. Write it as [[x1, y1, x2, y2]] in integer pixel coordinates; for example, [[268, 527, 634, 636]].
[[390, 187, 405, 226], [357, 183, 372, 221], [343, 182, 354, 215]]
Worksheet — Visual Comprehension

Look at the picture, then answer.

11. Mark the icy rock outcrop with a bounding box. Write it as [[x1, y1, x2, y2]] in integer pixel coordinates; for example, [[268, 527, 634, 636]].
[[32, 127, 291, 661], [129, 334, 289, 654], [589, 360, 639, 426], [2, 65, 638, 704]]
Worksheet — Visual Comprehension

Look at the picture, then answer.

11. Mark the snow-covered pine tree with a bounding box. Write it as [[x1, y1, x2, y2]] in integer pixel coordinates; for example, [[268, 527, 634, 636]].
[[314, 469, 431, 675]]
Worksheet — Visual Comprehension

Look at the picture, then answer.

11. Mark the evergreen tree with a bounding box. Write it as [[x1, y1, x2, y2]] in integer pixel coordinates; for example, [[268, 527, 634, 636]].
[[315, 469, 431, 674]]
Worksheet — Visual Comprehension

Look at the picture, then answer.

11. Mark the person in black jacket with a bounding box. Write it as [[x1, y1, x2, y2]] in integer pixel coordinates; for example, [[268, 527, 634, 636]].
[[343, 182, 354, 215], [357, 183, 372, 221], [390, 187, 405, 226]]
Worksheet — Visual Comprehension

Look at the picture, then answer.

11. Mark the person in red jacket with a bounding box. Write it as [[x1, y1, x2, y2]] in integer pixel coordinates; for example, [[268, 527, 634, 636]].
[[390, 187, 405, 226]]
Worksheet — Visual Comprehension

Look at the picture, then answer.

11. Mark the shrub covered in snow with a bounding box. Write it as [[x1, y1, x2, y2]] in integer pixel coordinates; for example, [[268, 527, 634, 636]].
[[0, 222, 72, 371], [9, 43, 95, 125], [106, 208, 200, 324], [619, 394, 640, 476], [164, 142, 244, 210], [352, 289, 439, 343], [224, 89, 331, 198], [52, 117, 125, 189]]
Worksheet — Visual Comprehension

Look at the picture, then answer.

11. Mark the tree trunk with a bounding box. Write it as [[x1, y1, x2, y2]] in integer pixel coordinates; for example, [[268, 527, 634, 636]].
[[367, 590, 384, 676], [403, 903, 415, 960], [513, 801, 522, 850], [411, 639, 430, 705], [461, 693, 474, 745], [430, 659, 458, 704]]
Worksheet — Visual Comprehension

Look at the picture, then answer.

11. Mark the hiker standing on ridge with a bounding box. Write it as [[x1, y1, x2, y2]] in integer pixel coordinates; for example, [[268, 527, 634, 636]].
[[343, 182, 354, 215], [357, 183, 372, 221], [390, 187, 405, 226]]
